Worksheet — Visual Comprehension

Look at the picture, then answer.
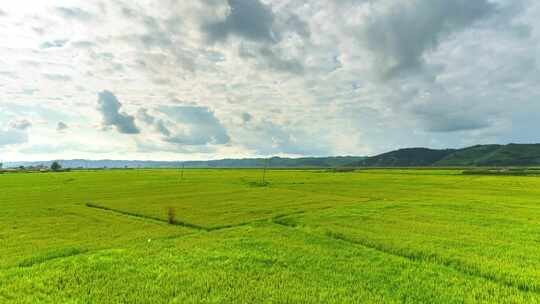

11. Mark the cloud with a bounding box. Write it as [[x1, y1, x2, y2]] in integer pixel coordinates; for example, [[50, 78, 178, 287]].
[[412, 105, 492, 133], [201, 0, 308, 74], [40, 39, 69, 49], [239, 119, 331, 156], [405, 86, 503, 133], [57, 122, 68, 132], [0, 121, 30, 147], [0, 71, 17, 79], [0, 129, 28, 147], [361, 0, 496, 77], [20, 88, 38, 95], [204, 0, 276, 43], [137, 108, 171, 137], [239, 45, 304, 74], [55, 7, 94, 22], [159, 106, 230, 146], [71, 40, 96, 49], [137, 109, 155, 125], [9, 119, 32, 130], [42, 73, 72, 81], [97, 91, 140, 134], [116, 4, 196, 72], [137, 17, 174, 49], [274, 13, 311, 40], [2, 0, 540, 160], [241, 112, 252, 123], [155, 120, 172, 137]]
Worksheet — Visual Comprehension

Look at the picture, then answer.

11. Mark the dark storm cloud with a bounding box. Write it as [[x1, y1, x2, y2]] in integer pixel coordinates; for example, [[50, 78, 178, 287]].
[[204, 0, 276, 43], [160, 106, 230, 146], [97, 90, 140, 134], [364, 0, 496, 77]]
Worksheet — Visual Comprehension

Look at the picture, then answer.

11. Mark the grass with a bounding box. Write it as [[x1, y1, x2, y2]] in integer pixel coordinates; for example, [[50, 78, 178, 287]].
[[1, 169, 540, 303], [463, 168, 540, 176]]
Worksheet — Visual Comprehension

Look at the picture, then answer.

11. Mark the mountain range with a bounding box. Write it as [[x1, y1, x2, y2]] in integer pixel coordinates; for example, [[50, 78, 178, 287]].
[[2, 156, 366, 169], [3, 144, 540, 169]]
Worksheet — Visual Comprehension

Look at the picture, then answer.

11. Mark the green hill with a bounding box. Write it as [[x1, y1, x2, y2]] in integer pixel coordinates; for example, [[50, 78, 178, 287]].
[[358, 148, 455, 167], [470, 144, 540, 166], [435, 145, 501, 166], [353, 144, 540, 167]]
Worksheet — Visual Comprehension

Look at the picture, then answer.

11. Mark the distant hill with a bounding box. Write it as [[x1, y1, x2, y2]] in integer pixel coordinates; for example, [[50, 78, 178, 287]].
[[5, 144, 540, 169], [188, 156, 367, 168], [455, 144, 540, 166], [3, 156, 367, 169], [435, 145, 502, 166], [351, 144, 540, 167], [357, 148, 456, 167]]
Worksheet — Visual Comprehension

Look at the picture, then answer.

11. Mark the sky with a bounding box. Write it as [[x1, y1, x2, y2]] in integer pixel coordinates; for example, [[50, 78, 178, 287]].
[[0, 0, 539, 161]]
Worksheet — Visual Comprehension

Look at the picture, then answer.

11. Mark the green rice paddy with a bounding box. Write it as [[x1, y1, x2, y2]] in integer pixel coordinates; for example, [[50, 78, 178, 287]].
[[1, 169, 540, 303]]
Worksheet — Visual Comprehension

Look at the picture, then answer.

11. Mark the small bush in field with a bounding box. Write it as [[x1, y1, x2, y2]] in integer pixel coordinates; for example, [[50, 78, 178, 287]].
[[167, 207, 176, 225]]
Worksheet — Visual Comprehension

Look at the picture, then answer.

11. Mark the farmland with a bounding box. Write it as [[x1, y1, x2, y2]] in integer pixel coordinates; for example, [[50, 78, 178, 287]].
[[1, 169, 540, 303]]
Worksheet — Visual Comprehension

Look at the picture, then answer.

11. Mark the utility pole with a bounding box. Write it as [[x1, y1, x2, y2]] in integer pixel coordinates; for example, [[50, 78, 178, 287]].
[[262, 158, 270, 184], [180, 163, 185, 181]]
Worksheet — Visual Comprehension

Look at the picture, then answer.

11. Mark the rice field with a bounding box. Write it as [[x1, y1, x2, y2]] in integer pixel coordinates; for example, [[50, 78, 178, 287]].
[[1, 169, 540, 303]]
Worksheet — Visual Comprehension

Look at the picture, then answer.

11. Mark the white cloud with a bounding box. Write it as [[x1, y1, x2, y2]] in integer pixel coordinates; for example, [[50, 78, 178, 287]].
[[1, 0, 540, 161], [0, 129, 28, 147], [97, 90, 140, 134], [9, 119, 32, 130], [158, 106, 230, 146]]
